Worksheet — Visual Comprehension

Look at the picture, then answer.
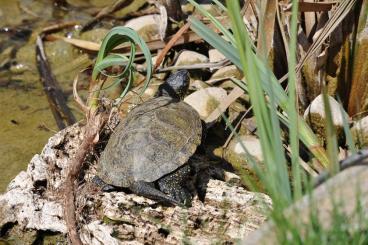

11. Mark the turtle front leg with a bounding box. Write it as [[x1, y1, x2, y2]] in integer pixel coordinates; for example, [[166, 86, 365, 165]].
[[157, 165, 193, 207], [129, 181, 182, 206]]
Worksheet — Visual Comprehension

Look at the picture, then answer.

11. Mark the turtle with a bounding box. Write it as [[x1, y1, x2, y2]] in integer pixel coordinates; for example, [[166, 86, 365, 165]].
[[96, 70, 203, 206]]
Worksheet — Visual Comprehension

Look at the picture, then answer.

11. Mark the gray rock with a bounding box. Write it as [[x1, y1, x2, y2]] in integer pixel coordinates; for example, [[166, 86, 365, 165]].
[[209, 49, 226, 63], [224, 135, 263, 173], [351, 115, 368, 147], [211, 65, 242, 80], [303, 94, 348, 143], [184, 87, 227, 120], [175, 50, 209, 66], [124, 15, 161, 42]]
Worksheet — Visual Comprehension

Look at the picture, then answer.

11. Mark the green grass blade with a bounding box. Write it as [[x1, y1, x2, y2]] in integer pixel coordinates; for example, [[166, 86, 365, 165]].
[[187, 0, 235, 45], [322, 89, 339, 174], [338, 98, 357, 154], [287, 0, 302, 201]]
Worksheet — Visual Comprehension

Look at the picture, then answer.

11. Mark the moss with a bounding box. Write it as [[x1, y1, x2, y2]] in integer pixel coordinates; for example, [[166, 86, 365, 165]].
[[102, 216, 134, 226], [205, 96, 220, 118]]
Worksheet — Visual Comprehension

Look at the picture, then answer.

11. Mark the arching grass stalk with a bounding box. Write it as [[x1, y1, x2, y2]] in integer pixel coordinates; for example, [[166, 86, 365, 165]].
[[89, 26, 153, 111]]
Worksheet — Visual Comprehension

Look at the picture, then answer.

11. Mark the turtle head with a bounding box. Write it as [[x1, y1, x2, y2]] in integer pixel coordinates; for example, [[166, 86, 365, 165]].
[[156, 70, 190, 100]]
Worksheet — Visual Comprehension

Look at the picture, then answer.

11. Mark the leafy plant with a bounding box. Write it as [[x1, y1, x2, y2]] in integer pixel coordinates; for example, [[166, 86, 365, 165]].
[[89, 26, 153, 110]]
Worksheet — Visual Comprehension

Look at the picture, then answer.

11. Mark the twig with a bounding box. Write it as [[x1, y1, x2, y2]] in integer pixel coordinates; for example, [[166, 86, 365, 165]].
[[35, 36, 76, 129], [205, 86, 244, 124], [64, 112, 106, 245], [223, 106, 253, 148], [155, 59, 231, 72], [73, 70, 89, 114], [41, 21, 78, 35], [154, 21, 191, 71], [46, 30, 202, 53]]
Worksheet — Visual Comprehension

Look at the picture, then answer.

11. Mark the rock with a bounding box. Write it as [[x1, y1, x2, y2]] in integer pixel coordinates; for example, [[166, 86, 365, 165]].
[[79, 28, 109, 43], [224, 135, 263, 169], [223, 135, 264, 188], [303, 94, 348, 143], [0, 119, 271, 243], [224, 171, 242, 186], [211, 65, 242, 80], [124, 15, 161, 42], [190, 79, 209, 90], [228, 100, 247, 124], [184, 87, 227, 120], [246, 164, 368, 244], [351, 115, 368, 147], [175, 50, 209, 66], [119, 78, 164, 115], [209, 49, 226, 63], [239, 117, 257, 135]]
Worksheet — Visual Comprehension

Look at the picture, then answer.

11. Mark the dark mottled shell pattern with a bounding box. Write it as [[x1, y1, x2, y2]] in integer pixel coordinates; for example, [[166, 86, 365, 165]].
[[99, 96, 202, 187]]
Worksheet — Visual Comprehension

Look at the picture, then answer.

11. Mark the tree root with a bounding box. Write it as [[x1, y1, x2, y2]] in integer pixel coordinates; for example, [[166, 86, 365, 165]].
[[63, 112, 106, 245]]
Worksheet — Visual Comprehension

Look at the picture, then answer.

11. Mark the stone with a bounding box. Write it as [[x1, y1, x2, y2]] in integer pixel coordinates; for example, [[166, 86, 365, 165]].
[[124, 15, 161, 42], [209, 49, 226, 63], [79, 28, 109, 43], [211, 65, 242, 80], [224, 171, 242, 186], [190, 79, 210, 90], [224, 135, 263, 174], [303, 94, 348, 143], [351, 115, 368, 147], [175, 50, 209, 66], [223, 135, 265, 188], [184, 87, 227, 120]]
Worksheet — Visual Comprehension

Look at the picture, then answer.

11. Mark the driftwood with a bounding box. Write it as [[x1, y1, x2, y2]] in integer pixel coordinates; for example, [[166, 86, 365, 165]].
[[0, 121, 271, 244], [35, 36, 76, 129]]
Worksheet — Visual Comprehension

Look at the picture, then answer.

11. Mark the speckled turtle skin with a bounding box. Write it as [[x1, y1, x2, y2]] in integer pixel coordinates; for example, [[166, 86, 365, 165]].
[[98, 70, 202, 206]]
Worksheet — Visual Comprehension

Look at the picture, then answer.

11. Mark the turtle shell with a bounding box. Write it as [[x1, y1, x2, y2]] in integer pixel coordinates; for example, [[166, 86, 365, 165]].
[[98, 96, 202, 188]]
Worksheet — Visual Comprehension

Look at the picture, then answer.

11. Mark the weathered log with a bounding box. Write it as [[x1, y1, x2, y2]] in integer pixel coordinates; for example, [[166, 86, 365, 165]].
[[0, 122, 271, 244]]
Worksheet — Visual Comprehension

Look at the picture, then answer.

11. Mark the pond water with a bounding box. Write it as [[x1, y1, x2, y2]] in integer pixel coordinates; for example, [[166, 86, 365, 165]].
[[0, 0, 128, 192]]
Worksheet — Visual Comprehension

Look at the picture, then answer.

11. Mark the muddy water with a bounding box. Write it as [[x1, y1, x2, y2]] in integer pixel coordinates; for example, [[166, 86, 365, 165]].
[[0, 0, 131, 192]]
